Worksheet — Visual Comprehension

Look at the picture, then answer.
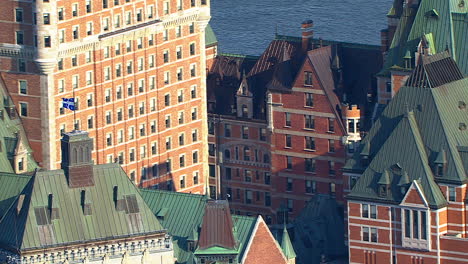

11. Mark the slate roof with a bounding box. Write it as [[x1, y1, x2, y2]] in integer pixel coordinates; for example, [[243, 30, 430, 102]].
[[274, 195, 346, 264], [346, 53, 467, 208], [0, 164, 164, 253], [381, 0, 468, 76], [207, 54, 259, 116], [207, 35, 382, 129], [140, 189, 258, 264], [0, 74, 38, 173]]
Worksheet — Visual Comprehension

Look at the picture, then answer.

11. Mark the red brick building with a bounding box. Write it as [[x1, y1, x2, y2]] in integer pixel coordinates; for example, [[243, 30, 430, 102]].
[[0, 0, 212, 192], [207, 21, 382, 223], [345, 53, 468, 264]]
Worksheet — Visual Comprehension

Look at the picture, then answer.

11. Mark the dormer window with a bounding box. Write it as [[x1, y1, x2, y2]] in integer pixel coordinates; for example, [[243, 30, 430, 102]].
[[242, 84, 247, 95], [378, 185, 387, 197], [377, 170, 390, 197], [434, 150, 446, 177]]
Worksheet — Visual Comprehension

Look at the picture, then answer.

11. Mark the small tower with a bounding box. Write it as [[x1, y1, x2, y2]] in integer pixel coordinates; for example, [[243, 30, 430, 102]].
[[61, 130, 94, 188], [281, 226, 296, 264], [236, 71, 253, 118]]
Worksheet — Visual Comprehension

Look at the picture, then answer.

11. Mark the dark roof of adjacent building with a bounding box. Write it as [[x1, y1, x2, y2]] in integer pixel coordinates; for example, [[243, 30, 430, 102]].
[[346, 53, 468, 208], [0, 164, 164, 253], [140, 189, 263, 264], [207, 35, 382, 129], [274, 195, 346, 264], [380, 0, 468, 76], [0, 74, 38, 173]]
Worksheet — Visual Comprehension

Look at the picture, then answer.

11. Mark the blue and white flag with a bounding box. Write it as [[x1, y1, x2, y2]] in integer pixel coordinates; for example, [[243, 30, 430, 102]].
[[62, 98, 76, 111]]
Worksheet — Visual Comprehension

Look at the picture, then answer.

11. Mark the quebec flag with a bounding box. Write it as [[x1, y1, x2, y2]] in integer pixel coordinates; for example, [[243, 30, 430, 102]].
[[62, 98, 76, 111]]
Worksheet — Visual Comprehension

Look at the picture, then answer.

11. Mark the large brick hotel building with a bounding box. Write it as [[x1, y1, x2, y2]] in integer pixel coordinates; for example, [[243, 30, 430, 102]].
[[0, 0, 211, 192]]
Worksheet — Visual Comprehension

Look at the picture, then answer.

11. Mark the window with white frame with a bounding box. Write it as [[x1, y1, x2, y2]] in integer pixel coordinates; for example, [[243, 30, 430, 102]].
[[150, 76, 156, 90], [402, 209, 428, 248], [86, 71, 93, 85], [361, 204, 377, 219], [104, 67, 111, 80], [362, 227, 378, 242]]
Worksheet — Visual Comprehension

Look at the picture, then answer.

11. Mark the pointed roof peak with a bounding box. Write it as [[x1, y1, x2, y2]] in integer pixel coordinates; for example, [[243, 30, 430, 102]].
[[281, 225, 296, 260], [378, 170, 391, 185]]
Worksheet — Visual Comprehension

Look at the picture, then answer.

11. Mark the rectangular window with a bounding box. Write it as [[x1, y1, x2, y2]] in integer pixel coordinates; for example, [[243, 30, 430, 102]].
[[285, 113, 291, 127], [449, 186, 456, 202], [19, 80, 27, 94], [193, 151, 198, 163], [305, 158, 315, 172], [18, 59, 26, 72], [191, 108, 197, 120], [328, 139, 335, 152], [362, 204, 369, 218], [329, 161, 335, 175], [19, 102, 28, 116], [305, 93, 314, 107], [405, 209, 411, 238], [224, 124, 231, 137], [165, 115, 171, 128], [190, 64, 196, 77], [72, 4, 78, 17], [286, 178, 293, 191], [178, 133, 184, 146], [191, 85, 197, 98], [176, 46, 182, 59], [163, 2, 169, 14], [44, 36, 51, 47], [43, 13, 50, 24], [58, 8, 64, 20], [127, 83, 133, 96], [362, 227, 369, 241], [304, 71, 313, 85], [285, 134, 292, 148], [208, 121, 214, 135], [370, 205, 377, 219], [190, 43, 196, 55], [86, 22, 93, 35], [208, 143, 215, 156], [286, 156, 292, 170], [242, 126, 249, 139], [15, 8, 23, 22], [371, 228, 378, 242], [328, 118, 335, 132], [86, 0, 92, 13], [305, 136, 315, 150], [192, 129, 198, 141]]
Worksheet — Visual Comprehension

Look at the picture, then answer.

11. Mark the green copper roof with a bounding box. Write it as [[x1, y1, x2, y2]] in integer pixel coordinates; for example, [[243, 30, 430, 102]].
[[141, 189, 257, 264], [205, 24, 218, 47], [0, 77, 38, 173], [0, 164, 164, 252], [380, 0, 468, 76], [347, 55, 467, 208], [280, 226, 296, 259]]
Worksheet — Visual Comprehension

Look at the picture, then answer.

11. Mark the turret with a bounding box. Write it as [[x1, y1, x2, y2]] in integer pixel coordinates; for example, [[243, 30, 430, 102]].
[[236, 71, 253, 118], [281, 226, 296, 264], [34, 0, 58, 74]]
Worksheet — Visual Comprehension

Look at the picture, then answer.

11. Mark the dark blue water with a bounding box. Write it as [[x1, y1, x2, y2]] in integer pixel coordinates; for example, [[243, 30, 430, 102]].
[[210, 0, 392, 55]]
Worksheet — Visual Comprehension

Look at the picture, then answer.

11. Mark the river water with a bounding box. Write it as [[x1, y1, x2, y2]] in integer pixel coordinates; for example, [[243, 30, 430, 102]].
[[210, 0, 393, 55]]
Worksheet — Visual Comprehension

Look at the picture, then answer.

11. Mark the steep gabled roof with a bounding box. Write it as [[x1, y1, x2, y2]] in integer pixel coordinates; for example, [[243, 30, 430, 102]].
[[0, 164, 164, 252], [140, 190, 261, 264], [381, 0, 468, 76], [346, 53, 467, 208], [197, 200, 236, 250], [205, 24, 218, 47], [0, 74, 38, 173]]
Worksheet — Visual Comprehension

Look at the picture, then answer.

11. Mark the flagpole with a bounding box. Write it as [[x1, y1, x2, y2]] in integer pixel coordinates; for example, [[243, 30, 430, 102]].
[[73, 85, 76, 131]]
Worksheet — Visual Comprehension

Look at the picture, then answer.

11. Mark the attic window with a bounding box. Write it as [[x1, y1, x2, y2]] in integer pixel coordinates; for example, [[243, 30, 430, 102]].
[[425, 9, 439, 18], [378, 185, 388, 197]]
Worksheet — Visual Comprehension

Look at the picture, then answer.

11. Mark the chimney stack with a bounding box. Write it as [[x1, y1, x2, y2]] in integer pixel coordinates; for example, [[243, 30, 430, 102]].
[[61, 130, 95, 188], [301, 20, 314, 53]]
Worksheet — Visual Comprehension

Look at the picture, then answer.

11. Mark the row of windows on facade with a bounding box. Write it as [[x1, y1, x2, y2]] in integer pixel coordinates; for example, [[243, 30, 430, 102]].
[[220, 167, 272, 185], [59, 96, 198, 130], [226, 184, 335, 211], [285, 135, 337, 153], [285, 112, 336, 132], [134, 165, 201, 189], [14, 0, 205, 26], [360, 208, 428, 244], [208, 123, 268, 141], [58, 54, 197, 84], [17, 15, 195, 48], [285, 156, 336, 175], [106, 147, 200, 175], [208, 145, 270, 163]]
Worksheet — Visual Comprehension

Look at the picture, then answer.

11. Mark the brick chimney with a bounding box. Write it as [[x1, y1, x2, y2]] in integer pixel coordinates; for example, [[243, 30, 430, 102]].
[[61, 130, 94, 188], [301, 20, 314, 53]]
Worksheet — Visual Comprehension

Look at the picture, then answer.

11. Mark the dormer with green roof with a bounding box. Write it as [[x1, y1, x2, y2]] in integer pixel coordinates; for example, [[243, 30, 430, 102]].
[[0, 131, 173, 264]]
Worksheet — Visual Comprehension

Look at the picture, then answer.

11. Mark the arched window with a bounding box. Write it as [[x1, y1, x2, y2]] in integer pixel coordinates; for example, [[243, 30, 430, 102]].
[[224, 149, 231, 159]]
